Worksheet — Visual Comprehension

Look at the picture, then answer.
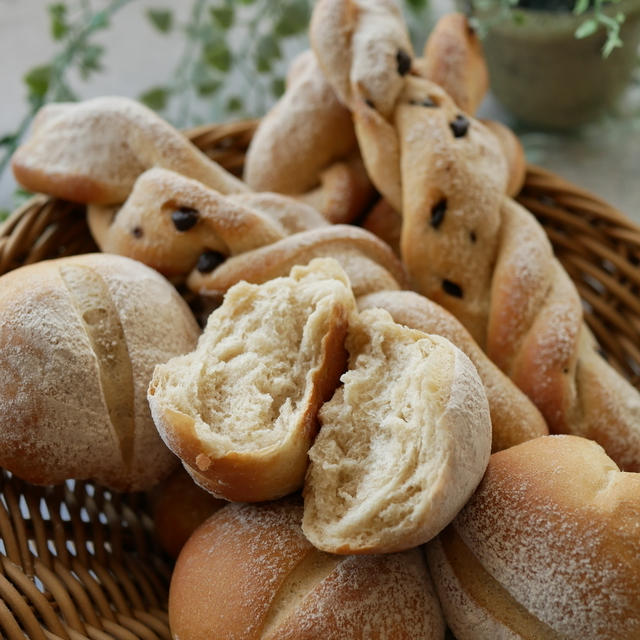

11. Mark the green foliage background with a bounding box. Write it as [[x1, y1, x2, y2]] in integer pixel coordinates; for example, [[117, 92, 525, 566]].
[[0, 0, 431, 219]]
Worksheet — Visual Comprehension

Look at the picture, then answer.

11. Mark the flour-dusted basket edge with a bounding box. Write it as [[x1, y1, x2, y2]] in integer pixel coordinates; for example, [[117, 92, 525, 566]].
[[0, 118, 638, 640]]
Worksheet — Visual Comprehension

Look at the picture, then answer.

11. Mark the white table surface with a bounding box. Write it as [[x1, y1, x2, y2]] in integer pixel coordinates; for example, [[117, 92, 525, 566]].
[[1, 0, 639, 221]]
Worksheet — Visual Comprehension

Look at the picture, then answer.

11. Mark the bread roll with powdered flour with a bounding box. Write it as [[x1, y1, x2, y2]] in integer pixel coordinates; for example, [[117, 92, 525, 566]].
[[303, 307, 492, 554], [170, 499, 446, 640], [0, 253, 200, 491], [426, 435, 640, 639], [148, 259, 357, 502]]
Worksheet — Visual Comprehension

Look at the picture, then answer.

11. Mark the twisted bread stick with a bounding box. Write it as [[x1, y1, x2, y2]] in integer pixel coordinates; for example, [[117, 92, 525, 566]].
[[88, 168, 325, 279], [311, 0, 640, 470], [12, 96, 247, 204]]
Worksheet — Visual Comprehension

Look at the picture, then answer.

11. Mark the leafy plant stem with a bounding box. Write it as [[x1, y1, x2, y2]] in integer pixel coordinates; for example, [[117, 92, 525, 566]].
[[0, 0, 135, 181]]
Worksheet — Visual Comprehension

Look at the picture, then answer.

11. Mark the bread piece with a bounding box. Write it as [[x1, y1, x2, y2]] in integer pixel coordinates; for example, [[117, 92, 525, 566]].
[[302, 307, 491, 554], [0, 254, 200, 491], [169, 499, 446, 640], [297, 154, 376, 224], [152, 468, 226, 558], [186, 225, 409, 299], [244, 50, 357, 195], [310, 0, 414, 118], [419, 13, 488, 115], [358, 290, 548, 451], [148, 259, 357, 502], [88, 168, 288, 279], [426, 435, 640, 639], [88, 168, 330, 281], [12, 96, 247, 204]]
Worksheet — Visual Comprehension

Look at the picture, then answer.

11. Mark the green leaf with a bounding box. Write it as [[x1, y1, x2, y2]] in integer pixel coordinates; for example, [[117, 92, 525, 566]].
[[274, 0, 310, 36], [203, 40, 232, 71], [573, 0, 590, 15], [271, 76, 286, 98], [210, 5, 234, 29], [139, 86, 170, 110], [196, 78, 222, 96], [226, 95, 243, 112], [79, 44, 104, 79], [575, 19, 599, 38], [403, 0, 428, 9], [146, 8, 173, 33], [24, 65, 52, 99], [48, 2, 69, 40], [603, 32, 623, 57], [256, 34, 281, 62], [0, 210, 10, 223], [255, 34, 281, 72]]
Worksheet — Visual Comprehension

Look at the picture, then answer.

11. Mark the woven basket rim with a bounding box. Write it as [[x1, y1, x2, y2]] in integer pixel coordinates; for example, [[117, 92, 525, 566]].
[[0, 118, 638, 640]]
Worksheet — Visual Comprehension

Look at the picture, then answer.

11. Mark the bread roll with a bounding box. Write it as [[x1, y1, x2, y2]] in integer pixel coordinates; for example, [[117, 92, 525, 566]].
[[152, 468, 226, 558], [148, 259, 357, 502], [426, 435, 640, 639], [0, 253, 200, 491], [169, 499, 446, 640], [358, 290, 548, 451], [302, 307, 492, 554]]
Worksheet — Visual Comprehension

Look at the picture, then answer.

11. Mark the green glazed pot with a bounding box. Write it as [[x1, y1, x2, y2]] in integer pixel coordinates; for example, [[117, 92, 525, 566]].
[[478, 0, 640, 129]]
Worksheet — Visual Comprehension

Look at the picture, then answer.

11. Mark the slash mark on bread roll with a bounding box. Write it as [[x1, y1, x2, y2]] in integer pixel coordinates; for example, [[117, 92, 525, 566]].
[[59, 264, 135, 467], [261, 550, 342, 636], [437, 526, 562, 639]]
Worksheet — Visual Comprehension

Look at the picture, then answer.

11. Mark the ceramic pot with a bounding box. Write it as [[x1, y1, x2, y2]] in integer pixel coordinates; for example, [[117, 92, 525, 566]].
[[478, 0, 640, 128]]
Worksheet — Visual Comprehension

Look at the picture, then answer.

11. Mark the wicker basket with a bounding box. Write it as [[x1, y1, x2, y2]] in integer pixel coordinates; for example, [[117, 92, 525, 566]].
[[0, 120, 638, 639]]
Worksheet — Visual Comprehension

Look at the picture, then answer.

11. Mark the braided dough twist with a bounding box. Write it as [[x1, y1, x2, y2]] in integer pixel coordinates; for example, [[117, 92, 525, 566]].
[[311, 0, 640, 470]]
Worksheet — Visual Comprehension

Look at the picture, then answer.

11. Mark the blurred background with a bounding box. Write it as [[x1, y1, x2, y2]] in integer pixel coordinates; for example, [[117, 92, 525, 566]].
[[1, 0, 639, 219]]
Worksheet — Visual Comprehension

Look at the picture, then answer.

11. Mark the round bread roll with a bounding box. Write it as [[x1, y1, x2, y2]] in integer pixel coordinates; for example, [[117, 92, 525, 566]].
[[0, 253, 200, 491], [426, 435, 640, 639], [302, 307, 492, 554], [149, 259, 357, 502], [169, 499, 446, 640]]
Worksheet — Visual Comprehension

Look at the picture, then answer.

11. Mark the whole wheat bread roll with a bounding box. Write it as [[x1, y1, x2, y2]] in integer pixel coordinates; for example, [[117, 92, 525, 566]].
[[170, 499, 446, 640], [302, 307, 492, 554], [148, 259, 357, 502], [426, 435, 640, 639], [0, 253, 200, 491]]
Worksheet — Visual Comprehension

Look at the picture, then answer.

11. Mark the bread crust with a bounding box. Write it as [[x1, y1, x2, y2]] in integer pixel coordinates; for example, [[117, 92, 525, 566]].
[[186, 224, 409, 298], [0, 253, 199, 490], [149, 260, 356, 502], [12, 97, 247, 204], [427, 435, 640, 639], [169, 499, 446, 640], [419, 13, 488, 115], [302, 308, 492, 554], [358, 290, 548, 451]]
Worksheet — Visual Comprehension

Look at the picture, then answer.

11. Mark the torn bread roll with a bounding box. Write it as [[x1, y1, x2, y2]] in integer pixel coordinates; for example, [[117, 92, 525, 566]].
[[426, 435, 640, 639], [12, 96, 247, 205], [148, 259, 357, 502], [0, 254, 200, 491], [302, 307, 492, 554], [170, 499, 446, 640], [358, 290, 548, 451]]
